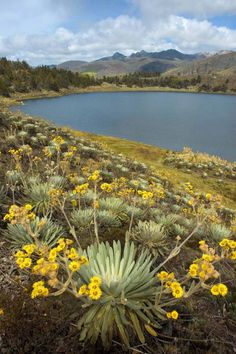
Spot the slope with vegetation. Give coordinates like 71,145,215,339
0,102,235,352
1,56,236,97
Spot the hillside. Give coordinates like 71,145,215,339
0,102,236,352
57,49,205,76
164,52,236,90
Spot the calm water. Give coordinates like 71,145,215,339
12,91,236,161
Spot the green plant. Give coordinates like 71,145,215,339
128,220,169,256
23,182,52,214
3,217,64,247
77,241,164,347
210,223,232,241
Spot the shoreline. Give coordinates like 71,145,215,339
1,83,236,107
0,94,235,209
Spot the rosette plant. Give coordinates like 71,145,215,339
76,241,165,348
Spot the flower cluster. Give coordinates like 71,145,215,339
100,183,113,193
31,281,49,299
137,190,154,200
210,283,228,296
157,271,184,298
52,136,65,150
78,276,102,300
72,183,89,196
219,238,236,259
166,310,179,320
88,170,100,182
4,204,35,224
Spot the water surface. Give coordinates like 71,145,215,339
12,91,236,161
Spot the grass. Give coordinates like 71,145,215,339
69,129,236,210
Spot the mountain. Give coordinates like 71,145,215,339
57,49,206,76
165,52,236,76
58,60,87,71
130,49,201,61
96,52,127,62
57,49,236,78
163,51,236,91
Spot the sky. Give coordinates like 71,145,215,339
0,0,236,65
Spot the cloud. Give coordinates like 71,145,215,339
0,2,236,65
0,0,77,36
133,0,236,19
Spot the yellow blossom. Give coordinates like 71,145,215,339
69,261,81,272
89,287,102,300
90,276,102,286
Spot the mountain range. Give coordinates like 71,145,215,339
57,49,236,78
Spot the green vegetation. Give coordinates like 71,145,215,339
1,57,235,98
0,57,98,96
0,105,235,353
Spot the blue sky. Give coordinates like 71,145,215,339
0,0,236,64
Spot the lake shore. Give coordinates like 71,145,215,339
1,83,235,108
0,94,235,208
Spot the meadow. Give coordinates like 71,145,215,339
0,106,235,353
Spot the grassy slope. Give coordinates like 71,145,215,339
69,129,236,209
2,91,235,210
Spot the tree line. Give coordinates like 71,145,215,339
0,57,232,97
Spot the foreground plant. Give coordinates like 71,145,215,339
10,212,235,349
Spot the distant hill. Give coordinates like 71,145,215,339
57,60,87,71
165,51,236,76
57,49,208,76
163,51,236,90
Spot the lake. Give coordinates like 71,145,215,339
11,91,236,161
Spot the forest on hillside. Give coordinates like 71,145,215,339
0,57,233,97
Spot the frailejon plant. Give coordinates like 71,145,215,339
5,205,236,349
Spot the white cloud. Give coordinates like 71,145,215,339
133,0,236,19
0,8,236,64
0,0,77,36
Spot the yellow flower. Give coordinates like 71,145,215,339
100,183,113,193
172,286,184,298
210,284,220,296
218,283,228,296
78,285,88,295
166,312,172,319
228,240,236,249
88,170,100,181
78,256,89,265
16,257,25,266
22,258,32,268
68,247,78,260
90,276,102,286
189,269,197,277
18,257,32,269
88,282,100,291
24,204,33,211
199,271,206,280
31,285,49,299
219,239,230,248
170,281,181,290
157,271,169,281
48,249,57,262
0,308,4,316
205,193,212,200
56,241,66,252
33,281,45,288
89,287,102,300
69,261,81,272
50,262,59,271
202,254,214,262
229,251,236,260
171,310,179,320
22,244,36,255
15,250,27,258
